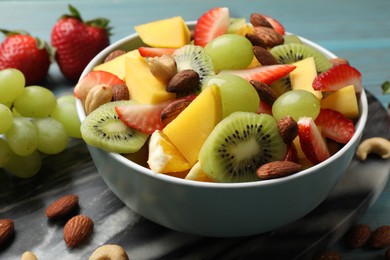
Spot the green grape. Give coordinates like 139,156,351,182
4,149,41,178
272,90,321,121
5,117,38,156
51,98,82,138
0,138,12,167
203,74,259,118
205,34,254,72
13,85,57,118
0,68,25,104
33,117,69,154
57,93,76,105
0,104,13,134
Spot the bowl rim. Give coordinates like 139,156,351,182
76,21,369,189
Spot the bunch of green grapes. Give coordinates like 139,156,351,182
0,68,81,178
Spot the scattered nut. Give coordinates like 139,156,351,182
149,54,177,84
45,194,79,220
84,84,113,115
249,13,273,28
64,215,94,248
160,97,193,126
253,26,284,48
368,225,390,248
21,251,38,260
104,50,126,63
166,69,200,94
0,218,14,247
111,83,130,101
345,223,371,248
356,137,390,161
245,33,267,49
89,244,129,260
330,57,349,67
257,160,301,179
277,115,298,144
252,46,279,66
250,80,278,105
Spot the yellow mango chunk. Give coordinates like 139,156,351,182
125,50,176,104
290,57,323,100
135,16,190,48
163,85,222,165
93,52,128,80
320,85,359,119
185,161,215,182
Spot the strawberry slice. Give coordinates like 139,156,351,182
74,70,125,101
194,7,230,47
314,109,355,144
115,101,170,134
138,47,177,57
312,63,362,93
297,116,330,164
219,64,296,85
263,14,285,35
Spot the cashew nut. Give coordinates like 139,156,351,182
89,244,129,260
21,251,38,260
84,84,113,115
149,54,177,84
356,137,390,161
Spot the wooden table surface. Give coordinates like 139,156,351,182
1,1,390,259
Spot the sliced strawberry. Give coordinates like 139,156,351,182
138,47,177,57
297,116,330,164
263,14,285,35
74,70,125,101
284,143,299,163
116,101,170,134
312,64,362,93
194,7,230,47
219,64,296,85
314,109,355,144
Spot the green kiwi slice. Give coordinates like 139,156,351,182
81,101,149,154
271,76,292,96
270,43,332,73
283,34,302,44
199,112,286,183
173,45,215,92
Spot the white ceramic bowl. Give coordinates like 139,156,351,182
76,22,368,237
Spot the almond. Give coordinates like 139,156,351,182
345,223,371,248
104,50,126,63
277,115,298,144
330,57,349,67
45,194,79,220
253,46,279,66
0,219,14,247
166,69,200,94
245,33,267,49
369,225,390,248
253,26,284,48
257,161,301,179
249,13,273,28
111,83,130,101
63,215,94,248
250,80,278,105
160,97,193,126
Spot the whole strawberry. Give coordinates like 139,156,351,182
51,5,110,81
0,30,52,85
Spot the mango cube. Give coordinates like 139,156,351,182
320,85,359,119
93,52,128,80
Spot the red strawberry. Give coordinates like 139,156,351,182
219,64,296,85
194,7,230,47
0,29,52,85
257,101,272,115
297,116,330,164
138,47,177,57
51,5,110,81
116,101,171,134
314,109,355,144
74,70,125,101
312,63,362,93
263,14,285,35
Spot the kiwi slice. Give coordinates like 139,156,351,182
199,112,286,183
81,101,149,154
173,45,215,92
283,34,302,44
270,43,332,73
270,76,292,96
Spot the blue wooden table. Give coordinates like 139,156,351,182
1,1,389,259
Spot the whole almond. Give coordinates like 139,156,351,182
345,223,371,248
253,26,284,48
249,13,273,28
369,225,390,248
160,97,193,126
166,69,200,94
253,46,279,66
277,115,298,144
64,215,94,248
330,57,349,67
45,194,79,220
104,50,126,63
0,219,14,247
250,80,278,105
257,161,301,179
245,33,267,49
111,83,130,101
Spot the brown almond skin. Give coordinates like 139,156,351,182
249,13,273,28
345,223,372,248
111,83,130,101
277,115,298,144
250,80,278,105
257,161,301,180
253,46,279,66
161,98,193,126
245,33,267,49
104,50,126,63
369,225,390,248
64,215,94,248
46,194,79,219
166,69,200,94
0,219,14,247
253,26,284,48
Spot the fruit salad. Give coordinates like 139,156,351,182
76,7,362,183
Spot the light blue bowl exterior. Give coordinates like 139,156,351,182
77,22,368,237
